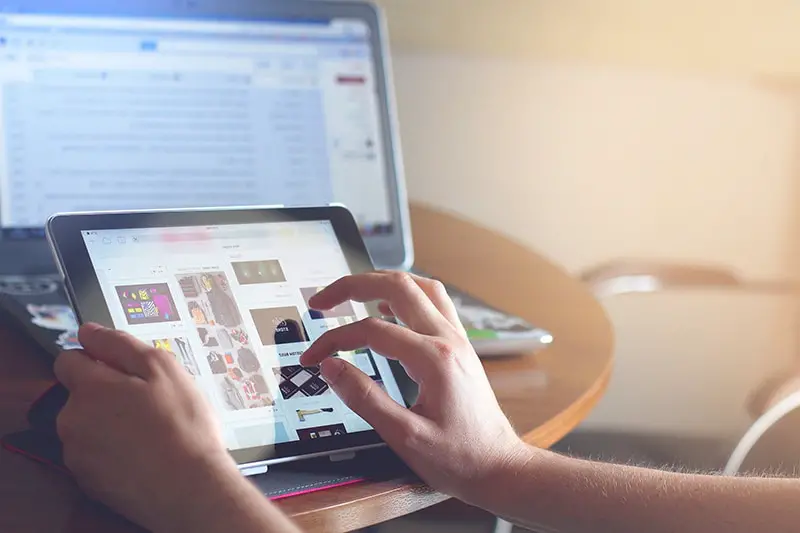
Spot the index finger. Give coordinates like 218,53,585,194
301,317,439,384
78,324,161,379
309,272,449,336
54,350,126,392
406,274,465,335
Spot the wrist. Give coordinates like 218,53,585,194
149,455,260,533
462,440,548,510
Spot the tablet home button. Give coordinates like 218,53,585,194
240,464,269,476
328,451,356,463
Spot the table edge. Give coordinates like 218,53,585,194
522,351,614,448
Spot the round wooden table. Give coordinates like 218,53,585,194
0,203,613,532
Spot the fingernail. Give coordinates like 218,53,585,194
308,291,333,310
80,323,103,333
319,358,345,385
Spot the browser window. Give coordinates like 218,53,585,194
81,220,405,450
0,14,393,234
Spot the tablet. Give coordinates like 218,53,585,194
46,206,415,474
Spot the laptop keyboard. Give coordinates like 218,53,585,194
0,239,57,276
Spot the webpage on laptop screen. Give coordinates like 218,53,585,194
82,220,405,451
0,13,394,234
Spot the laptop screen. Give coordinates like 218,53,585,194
0,7,398,247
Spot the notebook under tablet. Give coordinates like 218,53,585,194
46,205,417,474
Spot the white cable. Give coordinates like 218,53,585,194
724,390,800,476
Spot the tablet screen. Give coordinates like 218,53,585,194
79,220,405,452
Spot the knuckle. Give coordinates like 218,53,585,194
96,327,123,346
428,339,459,362
361,316,386,331
348,375,375,406
387,271,415,292
401,419,431,450
116,329,153,353
333,362,371,402
360,317,391,344
426,278,448,298
142,347,168,374
150,346,176,367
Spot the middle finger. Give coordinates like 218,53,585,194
301,317,441,383
309,272,450,336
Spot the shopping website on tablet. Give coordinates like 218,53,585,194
81,220,405,452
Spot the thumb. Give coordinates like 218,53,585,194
320,358,415,445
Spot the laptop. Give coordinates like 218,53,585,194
0,0,551,357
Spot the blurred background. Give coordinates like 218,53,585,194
383,0,800,445
370,1,800,529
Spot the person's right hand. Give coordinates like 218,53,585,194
300,272,531,505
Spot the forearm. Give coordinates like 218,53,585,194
151,462,301,533
471,444,800,533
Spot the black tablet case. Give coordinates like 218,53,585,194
0,274,73,359
2,384,415,501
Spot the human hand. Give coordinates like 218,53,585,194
300,272,529,505
54,324,272,533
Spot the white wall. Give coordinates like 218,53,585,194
378,0,800,76
391,54,800,437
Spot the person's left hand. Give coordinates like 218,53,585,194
54,324,248,532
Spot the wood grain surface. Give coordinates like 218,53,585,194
0,203,613,532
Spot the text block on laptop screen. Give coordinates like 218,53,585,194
0,13,394,234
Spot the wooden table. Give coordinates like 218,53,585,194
0,203,614,532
